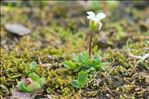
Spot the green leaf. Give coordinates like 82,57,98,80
63,60,76,69
71,80,79,88
86,67,96,72
91,57,102,70
79,52,90,65
72,53,79,62
71,71,88,88
77,71,88,87
39,78,45,86
28,72,40,82
30,61,37,70
26,81,41,93
74,65,81,72
17,81,28,92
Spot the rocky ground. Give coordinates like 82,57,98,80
0,1,149,99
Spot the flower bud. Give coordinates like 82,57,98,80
24,78,32,85
89,20,99,31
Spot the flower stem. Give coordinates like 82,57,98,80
88,32,93,58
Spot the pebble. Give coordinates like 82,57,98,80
4,23,31,36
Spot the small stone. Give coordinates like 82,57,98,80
4,23,31,36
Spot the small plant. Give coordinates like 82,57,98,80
63,52,102,72
17,72,45,93
63,11,106,88
87,11,106,57
63,52,103,88
17,61,45,93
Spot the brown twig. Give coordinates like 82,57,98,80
88,32,93,58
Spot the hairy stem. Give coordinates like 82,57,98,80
88,32,93,58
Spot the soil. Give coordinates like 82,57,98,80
0,1,149,99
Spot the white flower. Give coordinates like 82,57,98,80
87,11,106,30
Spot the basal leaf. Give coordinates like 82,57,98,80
39,77,46,86
28,72,40,82
85,67,96,72
77,71,88,87
63,60,76,69
72,53,79,62
71,80,79,88
26,81,41,93
74,65,81,72
91,57,102,69
17,81,28,92
30,61,37,70
79,52,90,65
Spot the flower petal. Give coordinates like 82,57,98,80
98,21,102,30
87,16,93,19
86,11,96,19
96,12,106,21
92,17,99,22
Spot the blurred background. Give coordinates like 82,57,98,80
1,0,149,54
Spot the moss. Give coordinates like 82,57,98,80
1,2,149,98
